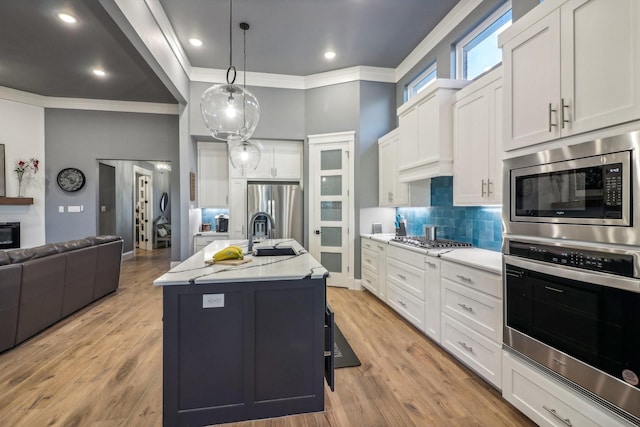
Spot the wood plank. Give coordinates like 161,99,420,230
0,248,536,426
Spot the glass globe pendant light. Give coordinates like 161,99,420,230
201,0,261,157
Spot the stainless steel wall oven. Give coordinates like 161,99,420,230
503,131,640,424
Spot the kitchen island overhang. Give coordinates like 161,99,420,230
154,239,330,427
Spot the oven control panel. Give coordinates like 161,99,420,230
508,240,634,277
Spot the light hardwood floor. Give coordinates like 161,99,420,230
0,248,535,427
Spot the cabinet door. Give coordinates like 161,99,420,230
561,0,640,136
198,143,229,207
378,139,394,207
271,141,302,180
453,88,490,205
503,10,561,151
228,178,246,239
487,82,503,204
245,144,274,179
417,93,439,164
424,258,441,343
398,107,418,170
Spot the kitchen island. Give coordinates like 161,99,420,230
154,239,329,427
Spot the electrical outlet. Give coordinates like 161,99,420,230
202,294,224,308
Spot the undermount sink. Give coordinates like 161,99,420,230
253,246,297,256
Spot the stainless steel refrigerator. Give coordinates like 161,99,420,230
247,182,303,243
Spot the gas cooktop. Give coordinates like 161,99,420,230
391,236,472,249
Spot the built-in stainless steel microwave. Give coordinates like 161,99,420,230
503,131,640,245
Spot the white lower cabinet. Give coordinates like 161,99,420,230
502,351,635,427
360,238,387,299
386,245,427,332
440,260,502,389
441,314,502,389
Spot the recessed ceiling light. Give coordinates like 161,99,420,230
58,13,77,24
189,38,204,47
92,69,107,77
324,51,336,60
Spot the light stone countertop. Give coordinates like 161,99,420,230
360,233,396,243
153,239,328,286
194,231,229,236
439,247,502,275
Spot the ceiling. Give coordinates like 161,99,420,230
0,0,460,104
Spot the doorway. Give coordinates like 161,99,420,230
308,131,355,289
98,163,116,236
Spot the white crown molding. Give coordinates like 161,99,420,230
0,85,178,114
190,67,306,89
304,66,395,90
144,0,192,78
395,0,483,82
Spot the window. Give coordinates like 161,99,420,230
406,62,437,100
456,2,512,80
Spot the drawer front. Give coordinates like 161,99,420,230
386,282,425,331
441,278,502,342
441,314,501,389
361,247,378,274
361,265,379,296
361,238,376,252
441,261,501,298
501,351,631,427
387,245,426,269
386,257,425,300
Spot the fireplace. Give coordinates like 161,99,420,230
0,222,20,249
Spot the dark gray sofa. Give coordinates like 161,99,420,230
0,235,123,352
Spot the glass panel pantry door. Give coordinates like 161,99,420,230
309,142,350,288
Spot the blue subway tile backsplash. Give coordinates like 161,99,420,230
397,177,502,252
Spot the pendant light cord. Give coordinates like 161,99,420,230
226,0,236,85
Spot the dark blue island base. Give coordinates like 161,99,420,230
162,277,327,427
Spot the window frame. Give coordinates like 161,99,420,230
406,62,437,101
455,1,512,80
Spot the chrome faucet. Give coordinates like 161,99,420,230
248,211,275,253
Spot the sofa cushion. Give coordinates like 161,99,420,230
86,235,122,245
0,251,10,266
55,238,93,253
30,244,60,259
6,249,35,264
61,246,98,317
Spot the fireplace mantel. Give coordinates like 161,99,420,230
0,197,34,205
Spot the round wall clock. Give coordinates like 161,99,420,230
57,167,86,192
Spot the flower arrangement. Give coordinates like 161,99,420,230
14,158,39,197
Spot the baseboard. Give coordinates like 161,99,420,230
122,251,134,260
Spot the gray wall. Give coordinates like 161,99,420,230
190,82,306,140
44,109,179,255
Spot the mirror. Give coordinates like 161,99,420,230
160,192,168,212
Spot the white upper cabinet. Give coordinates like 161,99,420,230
453,68,503,206
500,0,640,151
197,142,229,208
229,140,302,180
397,79,468,182
378,129,409,207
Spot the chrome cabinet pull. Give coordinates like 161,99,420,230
487,179,493,197
366,258,372,263
543,406,572,427
398,300,407,308
456,274,472,283
426,261,437,268
544,286,564,293
457,303,474,313
561,98,570,128
397,273,407,280
481,179,487,197
548,103,557,132
458,341,474,353
365,279,371,284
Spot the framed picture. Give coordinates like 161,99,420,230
0,144,5,197
189,171,196,201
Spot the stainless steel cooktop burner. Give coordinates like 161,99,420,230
391,235,472,249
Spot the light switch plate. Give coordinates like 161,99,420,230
203,294,224,308
58,206,64,213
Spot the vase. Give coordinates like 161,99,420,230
17,171,23,197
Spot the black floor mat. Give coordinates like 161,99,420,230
334,324,361,368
